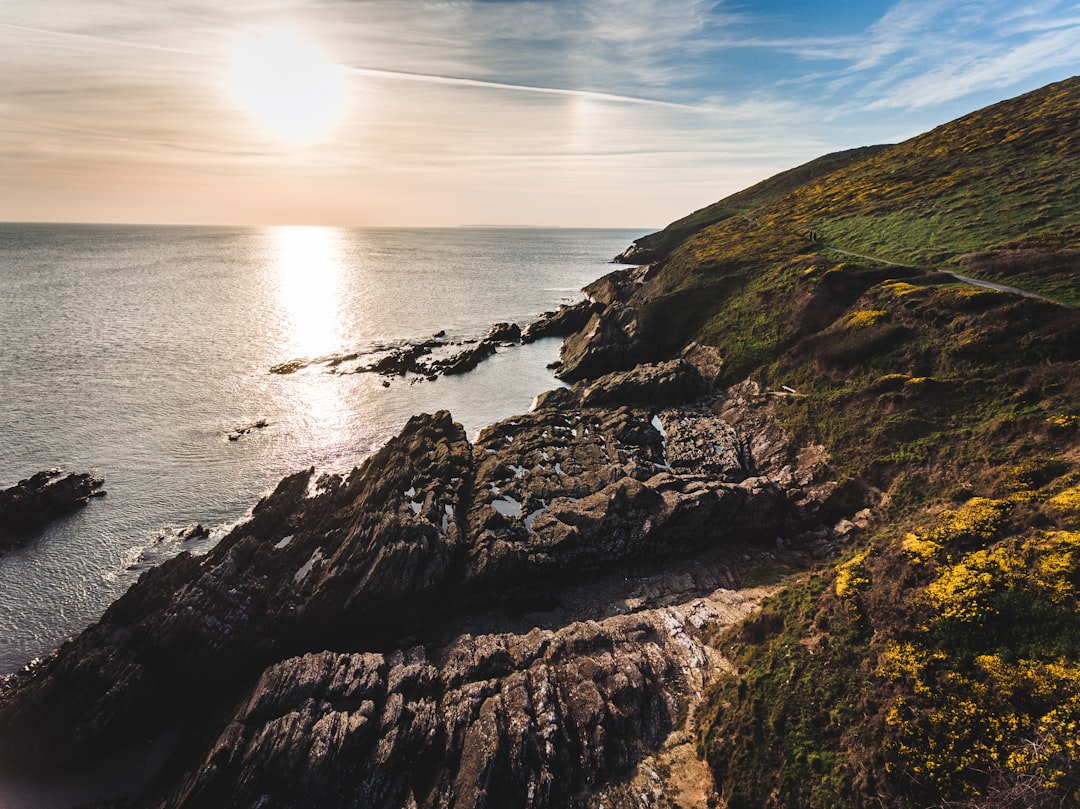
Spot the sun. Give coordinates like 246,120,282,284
226,27,348,144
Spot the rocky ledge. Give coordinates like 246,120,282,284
0,469,105,550
0,268,854,808
270,322,527,382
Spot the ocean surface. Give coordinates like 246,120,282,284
0,224,644,676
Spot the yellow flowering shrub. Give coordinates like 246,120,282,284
1024,530,1080,604
844,309,888,329
901,532,941,564
885,528,1080,799
1048,414,1078,431
924,546,1025,622
835,548,872,600
927,497,1009,549
884,281,923,297
1048,484,1080,516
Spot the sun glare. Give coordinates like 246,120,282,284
270,225,346,357
226,28,347,144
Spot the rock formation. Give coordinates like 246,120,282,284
0,469,105,549
0,247,849,809
0,341,839,808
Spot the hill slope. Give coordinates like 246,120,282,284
607,76,1080,808
0,77,1076,809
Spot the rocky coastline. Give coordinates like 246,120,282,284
0,259,856,808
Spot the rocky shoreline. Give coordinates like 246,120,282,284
268,302,596,384
0,260,857,808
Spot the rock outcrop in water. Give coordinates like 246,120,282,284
0,469,105,549
268,321,528,381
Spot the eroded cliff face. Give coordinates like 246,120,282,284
0,292,845,808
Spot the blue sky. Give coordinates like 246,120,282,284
1,0,1077,227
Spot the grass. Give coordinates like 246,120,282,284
623,76,1080,809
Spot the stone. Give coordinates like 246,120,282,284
0,469,105,548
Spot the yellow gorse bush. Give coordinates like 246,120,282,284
844,309,889,329
885,492,1080,798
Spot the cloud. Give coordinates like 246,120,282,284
714,0,1080,113
864,25,1080,109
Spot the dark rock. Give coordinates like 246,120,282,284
0,389,831,803
0,470,105,547
532,387,579,411
483,322,521,344
269,358,310,375
155,611,685,809
521,300,599,343
365,343,435,376
429,341,496,376
227,420,270,441
578,359,706,407
555,311,639,383
428,324,519,377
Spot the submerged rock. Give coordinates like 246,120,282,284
0,469,105,548
227,419,269,441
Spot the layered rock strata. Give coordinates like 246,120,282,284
0,269,843,807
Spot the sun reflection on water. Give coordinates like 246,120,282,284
266,225,352,444
268,225,347,359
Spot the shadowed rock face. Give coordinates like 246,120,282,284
0,358,831,806
0,470,105,549
159,614,683,809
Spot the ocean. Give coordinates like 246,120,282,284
0,224,644,676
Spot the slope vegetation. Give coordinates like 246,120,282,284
622,76,1080,808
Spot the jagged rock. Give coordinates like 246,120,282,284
0,412,473,771
366,343,435,376
0,469,105,547
155,611,684,809
578,360,706,407
0,393,815,780
555,311,639,383
427,323,522,377
521,300,599,343
483,322,521,344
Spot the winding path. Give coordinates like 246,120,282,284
822,245,1072,308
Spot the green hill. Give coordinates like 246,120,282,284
623,76,1080,808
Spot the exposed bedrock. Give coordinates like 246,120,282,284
555,266,659,383
0,379,825,774
157,612,687,809
577,359,706,407
521,300,600,343
0,469,105,548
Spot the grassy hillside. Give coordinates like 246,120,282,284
631,77,1080,808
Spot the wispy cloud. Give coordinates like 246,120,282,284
1,0,1077,226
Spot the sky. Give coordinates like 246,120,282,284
1,0,1078,228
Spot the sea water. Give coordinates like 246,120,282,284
0,224,644,674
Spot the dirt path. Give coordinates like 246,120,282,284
822,245,1072,307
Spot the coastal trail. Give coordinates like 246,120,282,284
821,244,1075,308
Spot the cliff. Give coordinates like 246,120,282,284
2,76,1079,809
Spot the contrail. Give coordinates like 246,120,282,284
0,22,202,56
2,21,704,112
344,65,703,111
